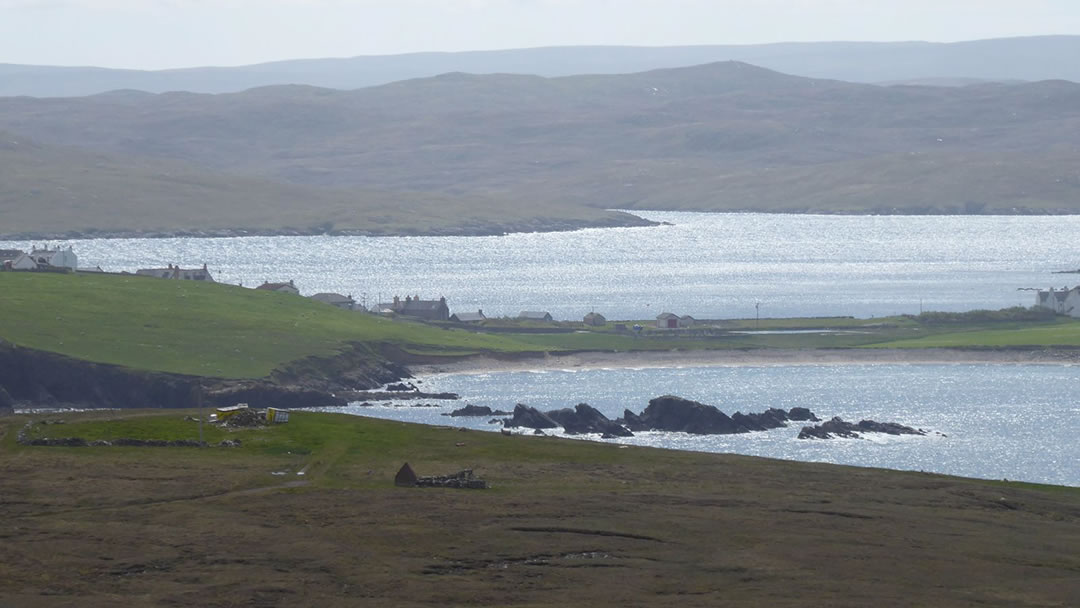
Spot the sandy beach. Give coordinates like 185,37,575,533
409,347,1080,375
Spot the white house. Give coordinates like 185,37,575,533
1062,288,1080,318
9,246,78,270
31,246,78,269
1034,286,1080,317
10,253,38,270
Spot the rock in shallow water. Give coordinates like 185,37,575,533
798,416,926,440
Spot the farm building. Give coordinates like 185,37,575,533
518,311,553,322
255,280,299,295
136,263,214,282
583,312,607,326
310,292,356,310
450,310,487,323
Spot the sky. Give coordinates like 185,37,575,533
1,0,1079,70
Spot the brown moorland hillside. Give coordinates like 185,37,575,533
1,62,1079,237
0,131,652,238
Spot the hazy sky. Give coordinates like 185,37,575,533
2,0,1079,69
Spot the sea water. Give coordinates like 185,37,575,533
323,364,1080,487
6,212,1080,319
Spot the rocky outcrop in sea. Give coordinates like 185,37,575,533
797,417,927,440
499,395,821,438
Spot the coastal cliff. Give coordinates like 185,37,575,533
0,340,408,410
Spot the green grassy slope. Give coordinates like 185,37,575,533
3,273,1079,380
0,272,529,377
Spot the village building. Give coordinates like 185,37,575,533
255,280,299,294
377,295,450,321
6,246,78,271
679,315,696,328
583,312,607,326
450,310,487,323
0,249,24,269
136,263,214,282
518,311,553,322
1065,288,1080,318
9,253,38,271
656,312,679,329
310,292,356,310
31,246,78,269
1034,287,1076,316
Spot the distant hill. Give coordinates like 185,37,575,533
2,36,1079,97
2,61,1078,222
0,132,652,239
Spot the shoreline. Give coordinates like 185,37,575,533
409,347,1080,376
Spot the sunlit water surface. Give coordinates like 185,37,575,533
322,364,1080,487
6,212,1080,319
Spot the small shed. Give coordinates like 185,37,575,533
656,312,679,329
679,315,696,328
583,312,606,326
395,463,418,487
266,408,290,424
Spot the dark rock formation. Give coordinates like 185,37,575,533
207,385,345,409
384,382,416,392
503,404,559,429
787,407,820,422
798,416,927,440
620,409,650,432
444,404,494,417
613,397,820,436
544,403,633,437
636,395,743,435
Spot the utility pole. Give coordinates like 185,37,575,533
195,383,205,447
755,302,761,329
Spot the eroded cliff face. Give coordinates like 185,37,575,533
0,341,409,410
0,341,197,409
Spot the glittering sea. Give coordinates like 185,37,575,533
8,212,1079,484
323,364,1080,487
5,211,1079,319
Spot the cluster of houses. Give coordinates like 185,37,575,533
3,246,710,328
1034,286,1080,318
0,245,98,273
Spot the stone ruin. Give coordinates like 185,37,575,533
395,463,489,489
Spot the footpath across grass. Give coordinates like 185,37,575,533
2,410,1078,607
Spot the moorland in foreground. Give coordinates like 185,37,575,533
2,410,1078,607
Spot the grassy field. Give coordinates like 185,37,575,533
0,272,527,377
2,272,1080,381
2,410,1078,607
